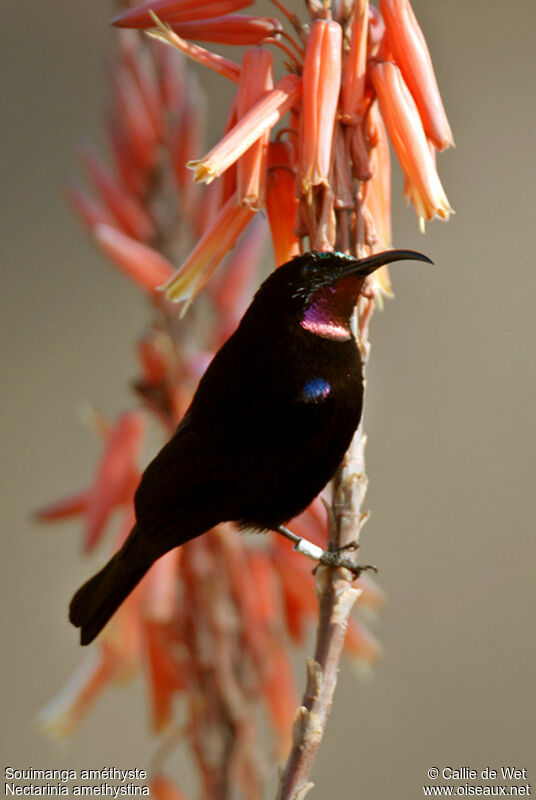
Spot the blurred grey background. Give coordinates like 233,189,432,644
1,0,535,797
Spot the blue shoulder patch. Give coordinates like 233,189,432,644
301,377,331,403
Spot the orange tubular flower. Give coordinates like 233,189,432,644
262,641,296,754
119,31,164,140
342,0,369,121
236,48,273,209
380,0,454,150
111,66,159,172
94,225,175,292
363,105,393,295
371,61,452,228
107,115,149,199
247,552,297,752
364,105,392,251
355,572,386,610
144,620,185,731
39,649,117,738
265,140,300,266
167,73,203,217
111,0,253,29
148,23,241,83
216,98,239,209
163,192,255,305
367,4,386,58
137,332,169,386
84,411,145,551
344,616,382,668
64,180,118,232
80,146,156,242
170,15,283,46
208,214,267,342
189,74,301,183
35,487,90,522
269,544,317,643
150,776,188,800
299,19,342,196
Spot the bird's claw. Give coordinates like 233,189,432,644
315,550,377,578
337,539,360,552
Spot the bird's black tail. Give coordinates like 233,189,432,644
69,524,150,646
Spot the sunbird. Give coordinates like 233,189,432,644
70,249,431,644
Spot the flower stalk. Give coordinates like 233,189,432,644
38,1,453,796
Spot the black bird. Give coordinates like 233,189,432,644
70,249,431,644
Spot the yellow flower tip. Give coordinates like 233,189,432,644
165,278,190,303
373,266,394,301
437,202,455,220
186,159,216,184
179,295,194,318
418,216,426,234
163,265,204,308
240,195,262,211
301,177,312,198
148,10,167,32
144,30,165,45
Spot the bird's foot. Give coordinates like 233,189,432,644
336,539,360,552
315,550,377,578
274,526,376,579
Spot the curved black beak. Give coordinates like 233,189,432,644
342,249,434,278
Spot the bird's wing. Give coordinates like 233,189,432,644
133,412,231,538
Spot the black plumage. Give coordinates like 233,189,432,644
70,249,431,644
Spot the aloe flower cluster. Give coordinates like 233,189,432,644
37,0,452,797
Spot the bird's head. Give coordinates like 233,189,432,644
252,249,433,341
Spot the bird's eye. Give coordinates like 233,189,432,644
302,263,317,277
